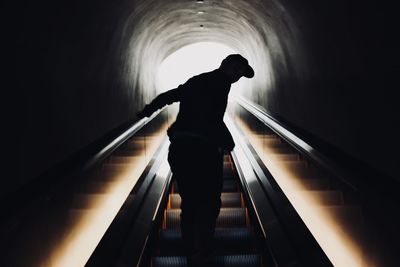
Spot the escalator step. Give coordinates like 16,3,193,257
173,180,238,193
224,180,238,192
223,172,235,180
152,254,261,267
224,154,231,162
223,180,238,192
224,162,233,169
169,193,241,209
165,208,247,228
223,162,235,180
158,228,256,255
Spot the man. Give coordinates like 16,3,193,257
137,54,254,266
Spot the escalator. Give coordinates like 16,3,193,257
3,100,393,267
150,153,264,267
87,111,332,267
6,100,360,267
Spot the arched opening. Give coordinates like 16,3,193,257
156,42,236,93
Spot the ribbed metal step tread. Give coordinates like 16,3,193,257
152,254,261,267
223,172,235,180
173,180,238,193
223,162,234,179
158,228,256,255
165,208,247,228
169,193,241,209
223,180,238,192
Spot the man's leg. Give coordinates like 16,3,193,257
168,140,200,261
168,140,223,266
191,148,223,266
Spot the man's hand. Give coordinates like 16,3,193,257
136,105,153,118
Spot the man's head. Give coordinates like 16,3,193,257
220,54,254,83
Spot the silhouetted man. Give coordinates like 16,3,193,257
137,54,254,267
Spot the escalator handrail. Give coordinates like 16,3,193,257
235,96,359,191
83,109,163,170
1,108,165,218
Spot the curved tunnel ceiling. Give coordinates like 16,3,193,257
120,0,305,105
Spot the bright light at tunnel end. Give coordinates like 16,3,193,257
156,42,243,93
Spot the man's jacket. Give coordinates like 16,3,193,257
141,68,235,151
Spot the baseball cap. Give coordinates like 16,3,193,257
222,54,254,78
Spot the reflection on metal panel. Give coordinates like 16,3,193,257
50,126,169,267
232,115,366,267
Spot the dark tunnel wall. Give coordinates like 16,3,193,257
12,0,396,197
271,0,397,181
13,0,143,197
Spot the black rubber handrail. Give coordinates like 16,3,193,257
235,96,359,191
1,109,165,225
84,109,164,170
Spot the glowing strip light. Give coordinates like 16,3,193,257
236,95,315,154
226,114,366,267
49,128,169,267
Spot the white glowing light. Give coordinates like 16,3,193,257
156,42,236,93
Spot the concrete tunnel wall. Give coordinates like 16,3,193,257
12,0,396,198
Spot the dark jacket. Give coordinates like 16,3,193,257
141,68,235,151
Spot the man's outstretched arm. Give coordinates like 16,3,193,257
137,87,181,118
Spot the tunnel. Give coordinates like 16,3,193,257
6,0,398,266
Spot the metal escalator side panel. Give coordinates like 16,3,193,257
86,139,171,267
226,115,332,267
